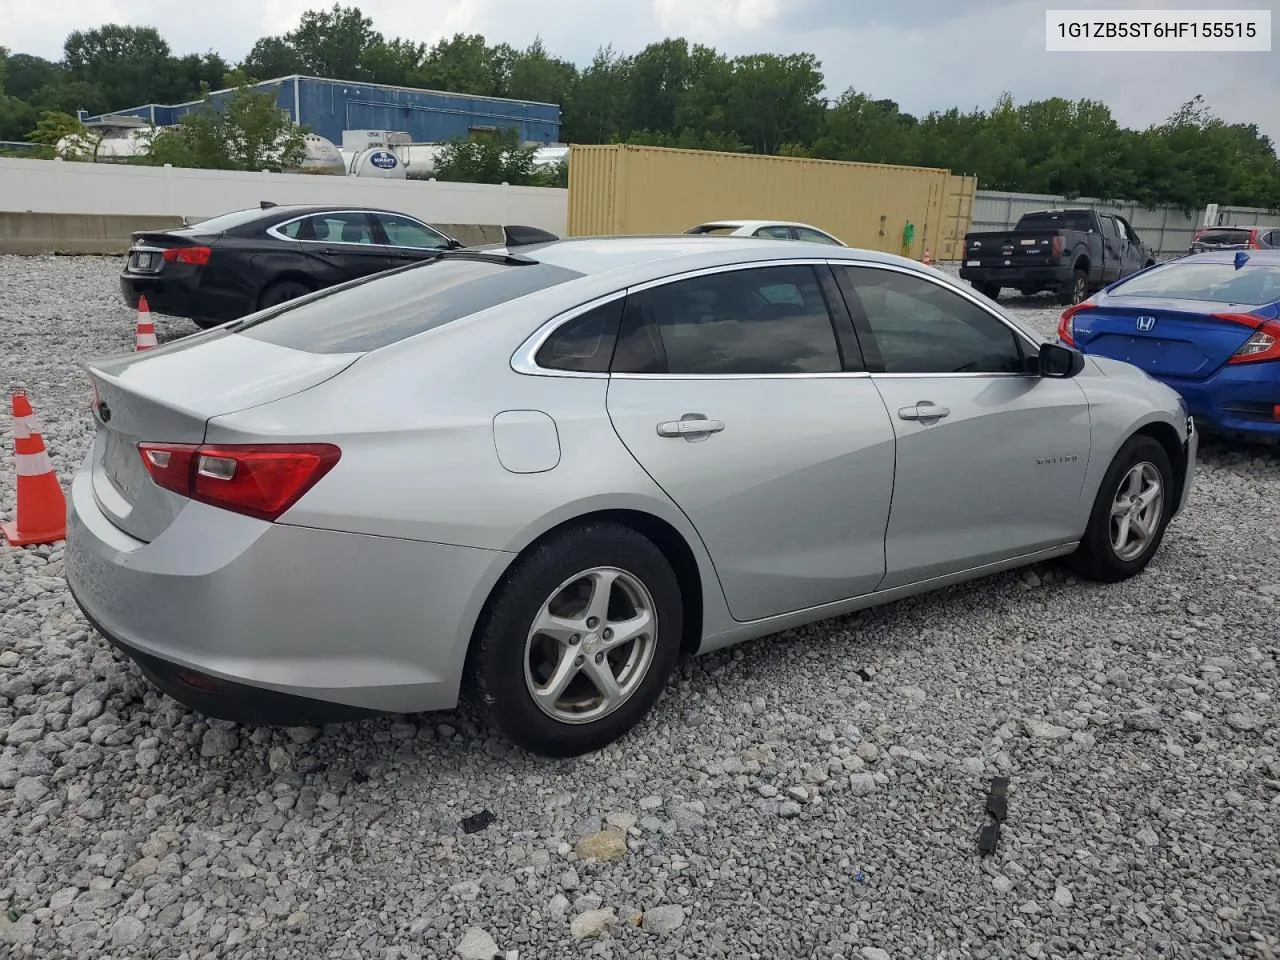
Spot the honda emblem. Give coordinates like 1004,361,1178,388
1135,315,1157,332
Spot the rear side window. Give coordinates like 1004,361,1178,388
611,265,845,375
236,257,583,353
535,299,624,373
1110,261,1280,306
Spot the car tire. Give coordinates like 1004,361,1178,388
978,283,1001,301
470,521,684,757
1069,434,1174,583
257,278,313,310
1058,269,1088,306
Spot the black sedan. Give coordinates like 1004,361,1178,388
119,203,464,328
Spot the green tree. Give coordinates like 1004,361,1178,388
146,75,308,171
507,38,578,107
414,34,508,95
25,110,95,158
432,127,538,185
63,25,181,109
241,37,305,81
562,46,630,143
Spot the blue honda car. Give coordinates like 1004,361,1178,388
1057,250,1280,443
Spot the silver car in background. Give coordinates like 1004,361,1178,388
65,236,1196,757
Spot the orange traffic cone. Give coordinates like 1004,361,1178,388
135,296,158,351
3,389,67,547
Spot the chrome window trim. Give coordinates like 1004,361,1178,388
512,256,1046,382
265,209,449,249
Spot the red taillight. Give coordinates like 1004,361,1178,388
1221,314,1280,365
1249,230,1261,250
162,245,212,266
1051,235,1064,257
137,442,341,522
1057,299,1094,347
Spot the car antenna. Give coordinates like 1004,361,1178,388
1234,251,1249,270
260,200,278,209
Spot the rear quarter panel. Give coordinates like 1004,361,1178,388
202,297,736,648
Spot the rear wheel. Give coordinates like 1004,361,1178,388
257,278,313,311
1058,269,1088,306
977,282,1001,301
470,522,684,757
1070,435,1173,583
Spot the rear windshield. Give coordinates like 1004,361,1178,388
235,256,583,353
1195,229,1252,246
183,208,278,233
1015,212,1096,232
1110,261,1280,306
685,225,739,236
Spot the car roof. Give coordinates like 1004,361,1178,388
694,219,828,230
1176,249,1280,263
495,234,916,276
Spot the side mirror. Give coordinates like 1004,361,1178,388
446,238,465,249
1039,341,1086,378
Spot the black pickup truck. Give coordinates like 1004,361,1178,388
959,208,1157,305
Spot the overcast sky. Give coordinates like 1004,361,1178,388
6,0,1278,143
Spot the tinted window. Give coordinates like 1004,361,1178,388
685,225,739,236
1196,229,1253,247
794,226,841,245
1016,211,1095,232
376,213,449,249
535,299,624,373
185,208,280,234
1109,261,1280,307
612,265,843,375
1101,217,1120,239
753,225,793,239
841,267,1025,374
279,212,376,244
236,257,583,354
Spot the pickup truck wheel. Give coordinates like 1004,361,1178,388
1058,270,1088,306
977,282,1001,301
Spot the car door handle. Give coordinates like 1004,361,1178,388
656,416,725,438
898,402,950,422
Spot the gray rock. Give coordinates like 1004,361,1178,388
13,776,49,803
861,949,892,960
643,904,685,935
570,908,616,941
778,801,802,818
1125,709,1165,732
199,727,238,758
1023,718,1071,740
455,927,499,960
1054,885,1075,907
848,773,878,797
111,916,145,946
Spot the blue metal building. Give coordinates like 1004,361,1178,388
80,75,562,145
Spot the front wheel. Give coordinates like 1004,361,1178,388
470,522,684,757
1070,435,1174,583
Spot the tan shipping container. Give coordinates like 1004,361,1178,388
567,144,974,261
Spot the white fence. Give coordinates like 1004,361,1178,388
970,190,1279,258
0,158,568,234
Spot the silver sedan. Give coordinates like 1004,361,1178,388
65,236,1197,757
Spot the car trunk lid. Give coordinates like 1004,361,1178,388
126,228,221,275
1069,298,1271,380
85,329,361,542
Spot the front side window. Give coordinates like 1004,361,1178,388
611,265,845,375
376,213,450,249
839,266,1025,374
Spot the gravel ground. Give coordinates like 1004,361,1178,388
1,254,1278,960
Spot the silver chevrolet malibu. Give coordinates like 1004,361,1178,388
65,235,1197,757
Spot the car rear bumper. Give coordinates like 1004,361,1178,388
958,265,1071,289
1164,365,1280,443
65,462,514,725
119,272,246,326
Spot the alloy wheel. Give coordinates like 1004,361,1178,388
523,567,658,724
1110,461,1163,561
